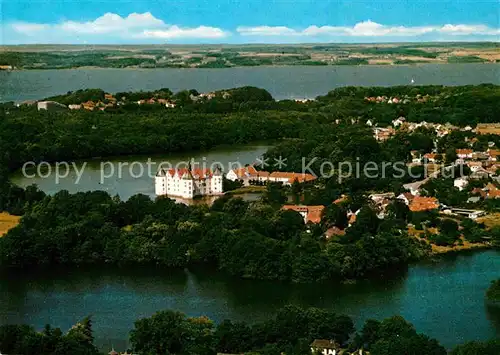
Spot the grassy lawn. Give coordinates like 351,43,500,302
226,186,266,194
408,225,489,254
477,213,500,229
0,212,21,237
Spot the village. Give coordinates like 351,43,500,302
152,112,500,254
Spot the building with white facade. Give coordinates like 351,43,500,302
155,167,223,199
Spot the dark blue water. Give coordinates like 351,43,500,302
1,250,498,351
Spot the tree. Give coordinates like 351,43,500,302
438,219,460,245
322,204,348,229
451,339,500,355
486,279,500,303
130,310,187,354
445,148,458,163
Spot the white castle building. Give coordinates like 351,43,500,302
155,167,223,199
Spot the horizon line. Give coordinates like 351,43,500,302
1,40,499,47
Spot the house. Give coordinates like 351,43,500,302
155,167,223,199
104,93,116,102
37,101,68,111
487,149,500,162
282,205,325,224
268,172,316,186
472,152,489,161
467,161,483,172
401,195,439,212
333,194,348,205
410,151,422,164
369,192,395,211
475,123,500,135
423,153,438,163
226,165,259,184
469,168,490,180
454,177,469,191
311,339,341,355
347,209,361,227
68,104,82,110
402,180,425,195
82,101,96,110
484,183,500,199
456,149,473,159
373,127,394,141
392,116,406,127
397,192,415,206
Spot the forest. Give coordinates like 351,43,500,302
1,84,500,354
1,305,499,355
1,85,500,280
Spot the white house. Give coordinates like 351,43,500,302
268,172,316,186
467,161,483,172
454,177,469,191
37,101,68,111
155,167,223,199
310,339,340,355
456,149,473,159
392,116,406,127
410,151,422,164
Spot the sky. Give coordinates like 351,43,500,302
1,0,499,44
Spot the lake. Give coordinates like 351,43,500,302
10,144,271,201
1,63,499,103
0,250,498,351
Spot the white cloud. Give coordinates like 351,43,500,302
7,12,229,43
236,26,298,36
59,12,165,34
237,20,500,38
4,15,499,44
11,23,50,35
141,26,227,39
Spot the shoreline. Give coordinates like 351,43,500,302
2,62,498,71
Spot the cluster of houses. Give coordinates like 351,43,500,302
310,339,367,355
216,339,367,355
364,93,433,105
372,118,464,142
225,165,317,186
36,93,178,112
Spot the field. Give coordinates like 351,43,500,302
0,42,498,69
477,213,500,229
0,212,20,237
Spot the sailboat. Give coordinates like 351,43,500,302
410,78,415,84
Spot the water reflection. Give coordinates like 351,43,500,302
0,251,499,350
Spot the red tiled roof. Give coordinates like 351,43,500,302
281,205,325,224
167,168,213,179
270,172,316,183
456,149,473,155
333,194,348,205
409,196,439,212
232,165,258,178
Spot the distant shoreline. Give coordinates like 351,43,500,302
2,62,498,71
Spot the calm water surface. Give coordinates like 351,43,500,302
0,251,499,351
11,144,270,201
1,64,499,102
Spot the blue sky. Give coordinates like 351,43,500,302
1,0,499,44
